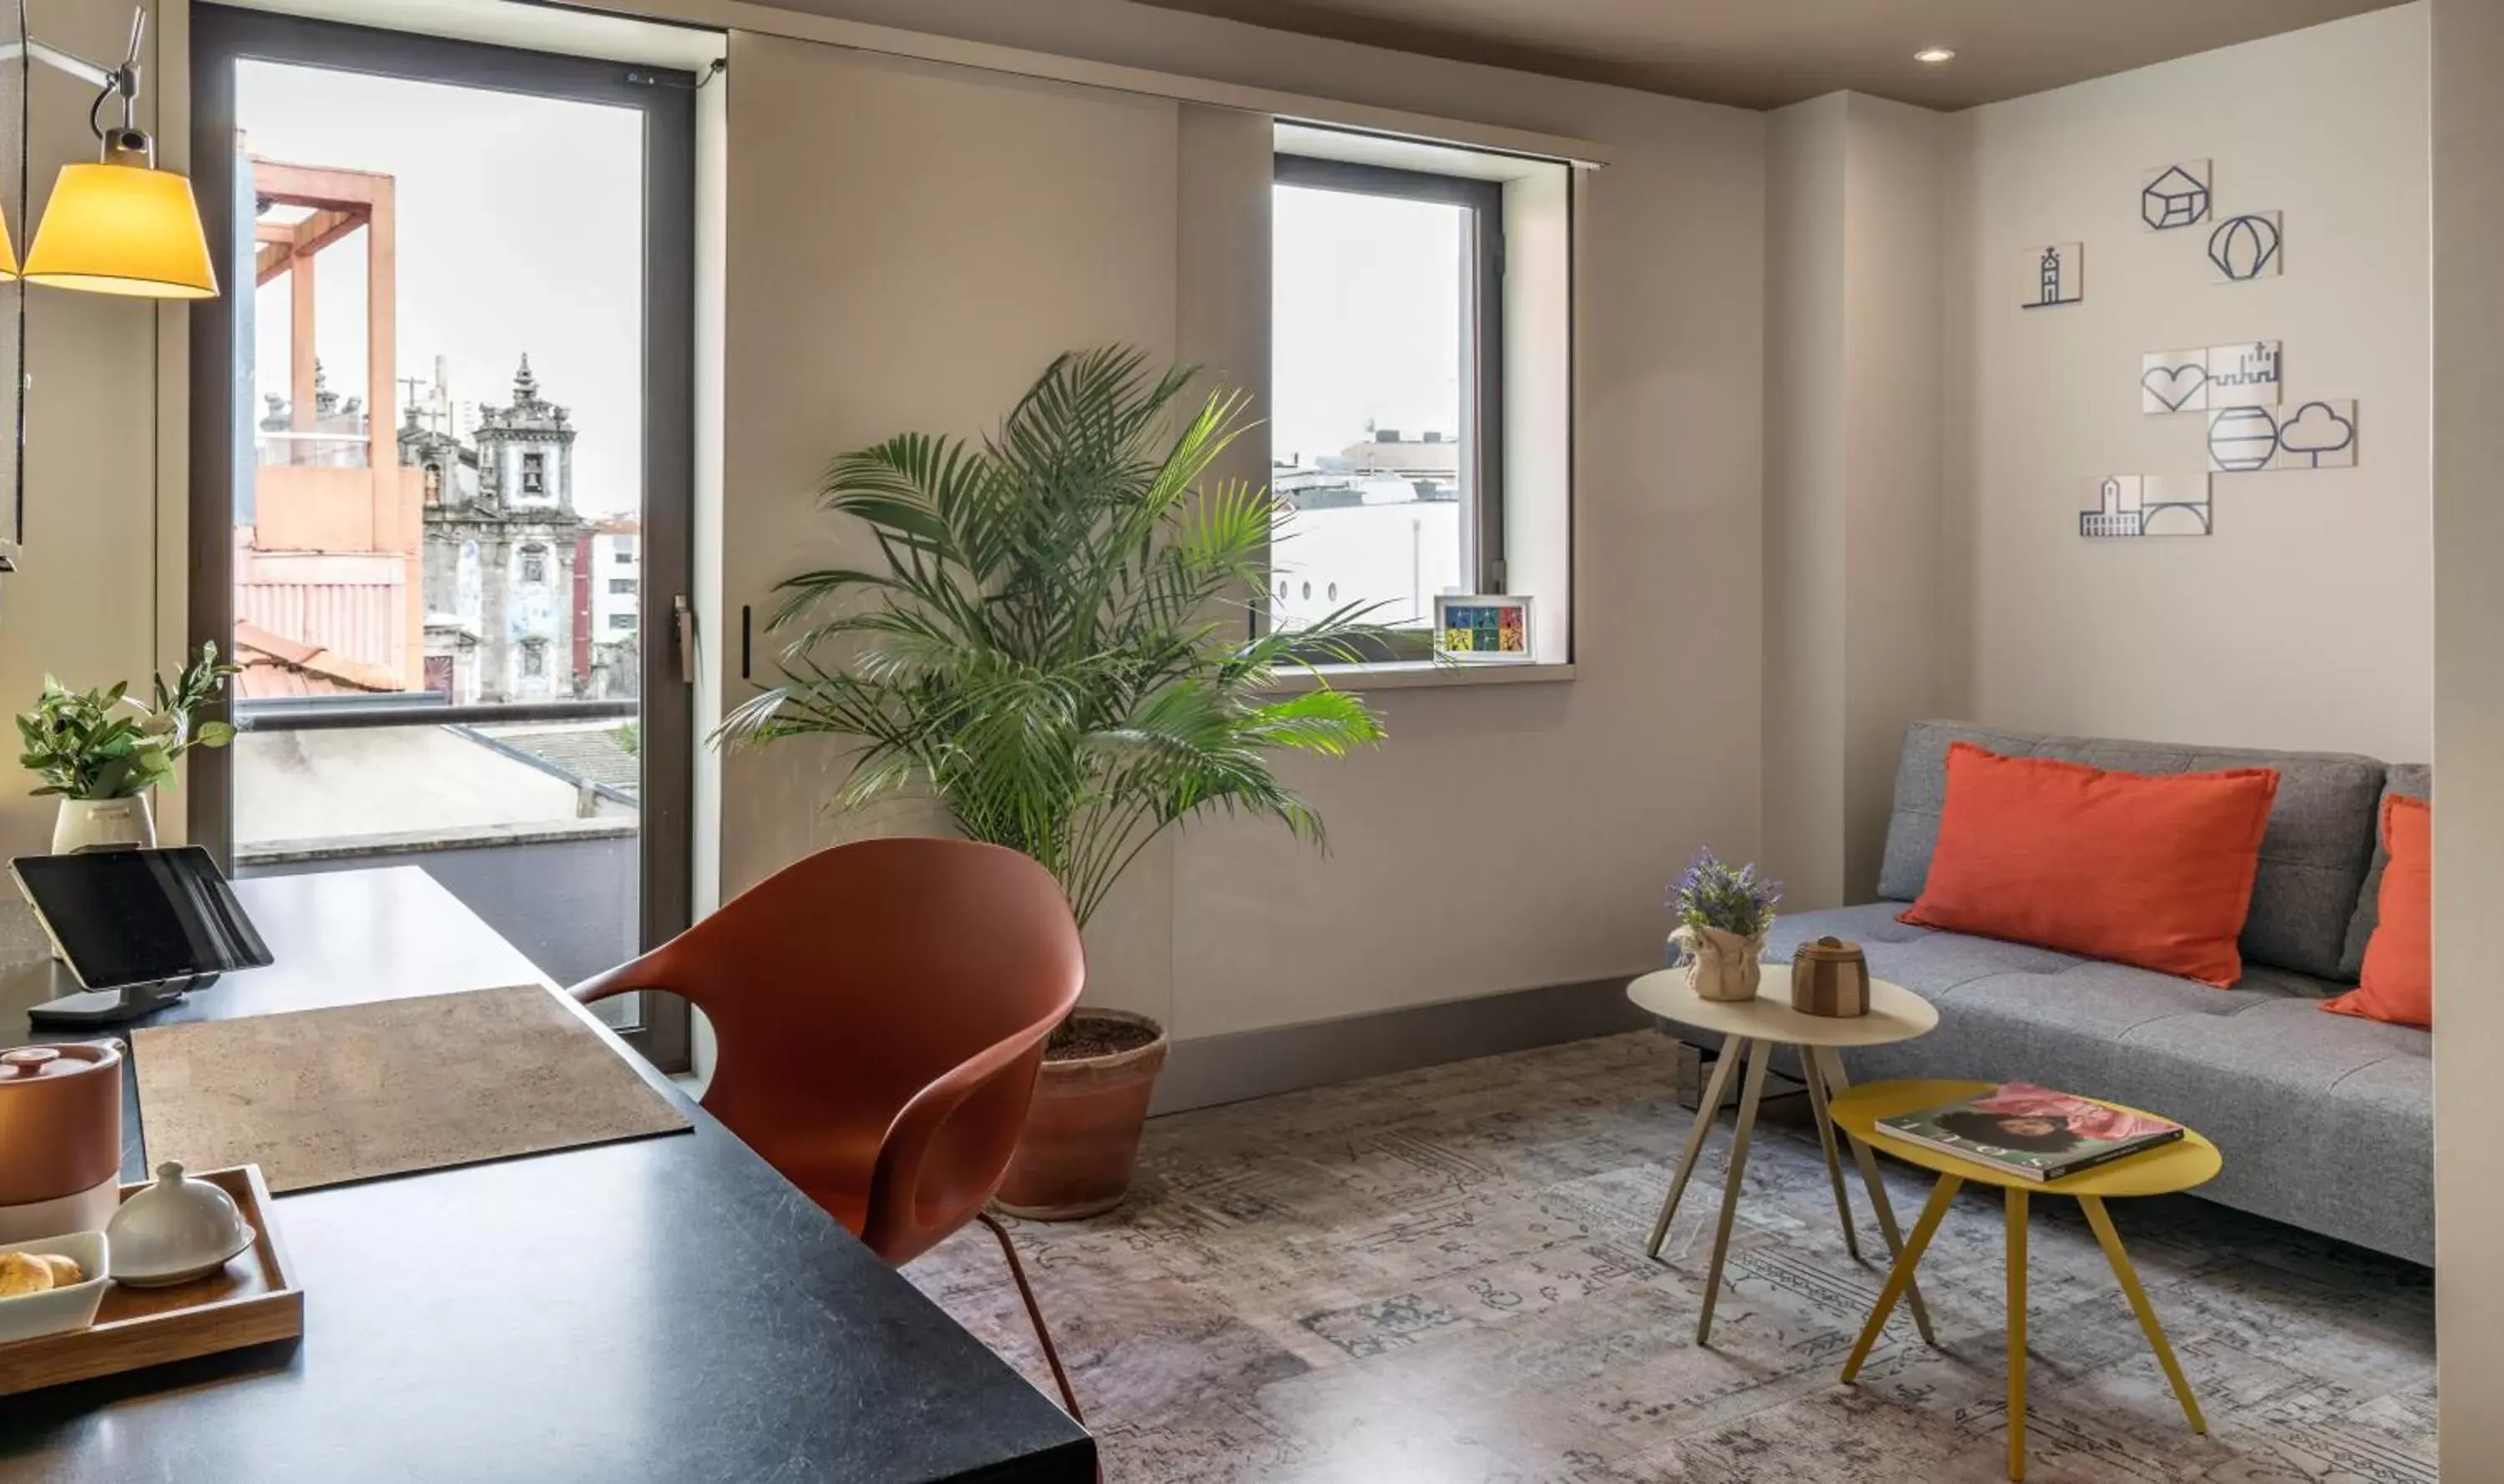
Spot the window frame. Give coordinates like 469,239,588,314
188,3,697,1072
1269,152,1506,660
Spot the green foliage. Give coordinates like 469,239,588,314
17,644,240,800
719,347,1391,927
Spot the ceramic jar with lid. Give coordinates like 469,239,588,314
0,1040,124,1243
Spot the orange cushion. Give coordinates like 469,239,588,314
2324,795,2432,1028
1899,741,2279,987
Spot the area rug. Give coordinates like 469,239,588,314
910,1032,2436,1483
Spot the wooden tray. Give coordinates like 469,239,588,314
0,1164,302,1397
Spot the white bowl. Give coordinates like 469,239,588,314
0,1230,109,1344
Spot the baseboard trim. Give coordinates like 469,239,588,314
1149,974,1654,1117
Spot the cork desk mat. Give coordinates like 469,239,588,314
132,985,691,1194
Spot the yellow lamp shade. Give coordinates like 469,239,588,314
0,195,16,281
23,162,218,300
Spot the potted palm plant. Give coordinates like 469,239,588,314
720,347,1390,1219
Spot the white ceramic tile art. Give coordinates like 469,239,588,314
2022,242,2082,309
2142,350,2210,413
2081,473,2212,538
2141,160,2213,231
2209,211,2284,282
2143,341,2282,414
2205,341,2282,405
2208,401,2359,472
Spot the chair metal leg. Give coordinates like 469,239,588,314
977,1211,1084,1425
2080,1196,2206,1436
1648,1032,1748,1259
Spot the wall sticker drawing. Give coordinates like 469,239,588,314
2024,242,2083,309
2207,401,2360,472
2272,400,2358,470
2141,161,2212,230
2209,212,2284,281
2205,341,2282,404
2081,474,2212,538
2142,350,2209,413
2209,406,2283,471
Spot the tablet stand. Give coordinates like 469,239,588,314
12,957,220,1027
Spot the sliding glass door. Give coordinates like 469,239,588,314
189,8,695,1068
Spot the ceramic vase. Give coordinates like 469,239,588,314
51,795,156,855
1670,923,1765,1003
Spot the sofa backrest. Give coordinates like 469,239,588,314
1877,720,2385,982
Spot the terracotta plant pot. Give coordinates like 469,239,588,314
992,1008,1169,1220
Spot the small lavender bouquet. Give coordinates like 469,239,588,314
1668,848,1782,1002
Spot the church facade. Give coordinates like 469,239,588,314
406,357,591,704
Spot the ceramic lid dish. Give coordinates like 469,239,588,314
106,1162,257,1288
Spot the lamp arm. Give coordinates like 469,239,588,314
0,7,144,100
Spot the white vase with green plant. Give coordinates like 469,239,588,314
719,346,1392,1216
18,644,240,854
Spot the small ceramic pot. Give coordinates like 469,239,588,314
52,795,157,855
1669,924,1765,1003
0,1042,125,1244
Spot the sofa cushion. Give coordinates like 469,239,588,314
2325,795,2433,1028
1759,906,2432,1264
1900,741,2278,986
1878,720,2385,981
2338,762,2431,981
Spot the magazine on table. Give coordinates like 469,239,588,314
1877,1083,2183,1183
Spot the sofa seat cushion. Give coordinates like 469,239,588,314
1758,906,2431,1264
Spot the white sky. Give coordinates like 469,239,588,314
1270,184,1464,465
240,62,644,515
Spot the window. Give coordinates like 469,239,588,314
613,543,635,565
519,544,547,583
1270,154,1502,650
608,577,635,595
521,640,546,679
521,450,547,496
608,613,637,630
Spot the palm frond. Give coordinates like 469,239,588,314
717,346,1388,927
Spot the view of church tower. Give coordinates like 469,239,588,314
413,356,593,703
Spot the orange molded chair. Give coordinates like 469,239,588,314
573,837,1088,1416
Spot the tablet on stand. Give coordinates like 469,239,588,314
8,847,274,1027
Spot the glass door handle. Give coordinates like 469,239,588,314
672,594,695,685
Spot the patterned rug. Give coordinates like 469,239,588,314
906,1032,2436,1482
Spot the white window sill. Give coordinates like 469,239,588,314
1265,659,1576,694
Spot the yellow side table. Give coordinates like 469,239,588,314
1828,1079,2221,1483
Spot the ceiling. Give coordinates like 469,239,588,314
1124,0,2411,110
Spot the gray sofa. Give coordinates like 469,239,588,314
1757,720,2432,1265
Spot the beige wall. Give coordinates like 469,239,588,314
714,35,1186,1028
1939,4,2432,763
0,0,180,856
715,9,1768,1042
1761,93,1943,908
2431,0,2504,1464
1760,96,1849,910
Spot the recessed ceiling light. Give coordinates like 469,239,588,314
1915,47,1956,64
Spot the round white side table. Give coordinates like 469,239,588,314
1626,962,1941,1345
